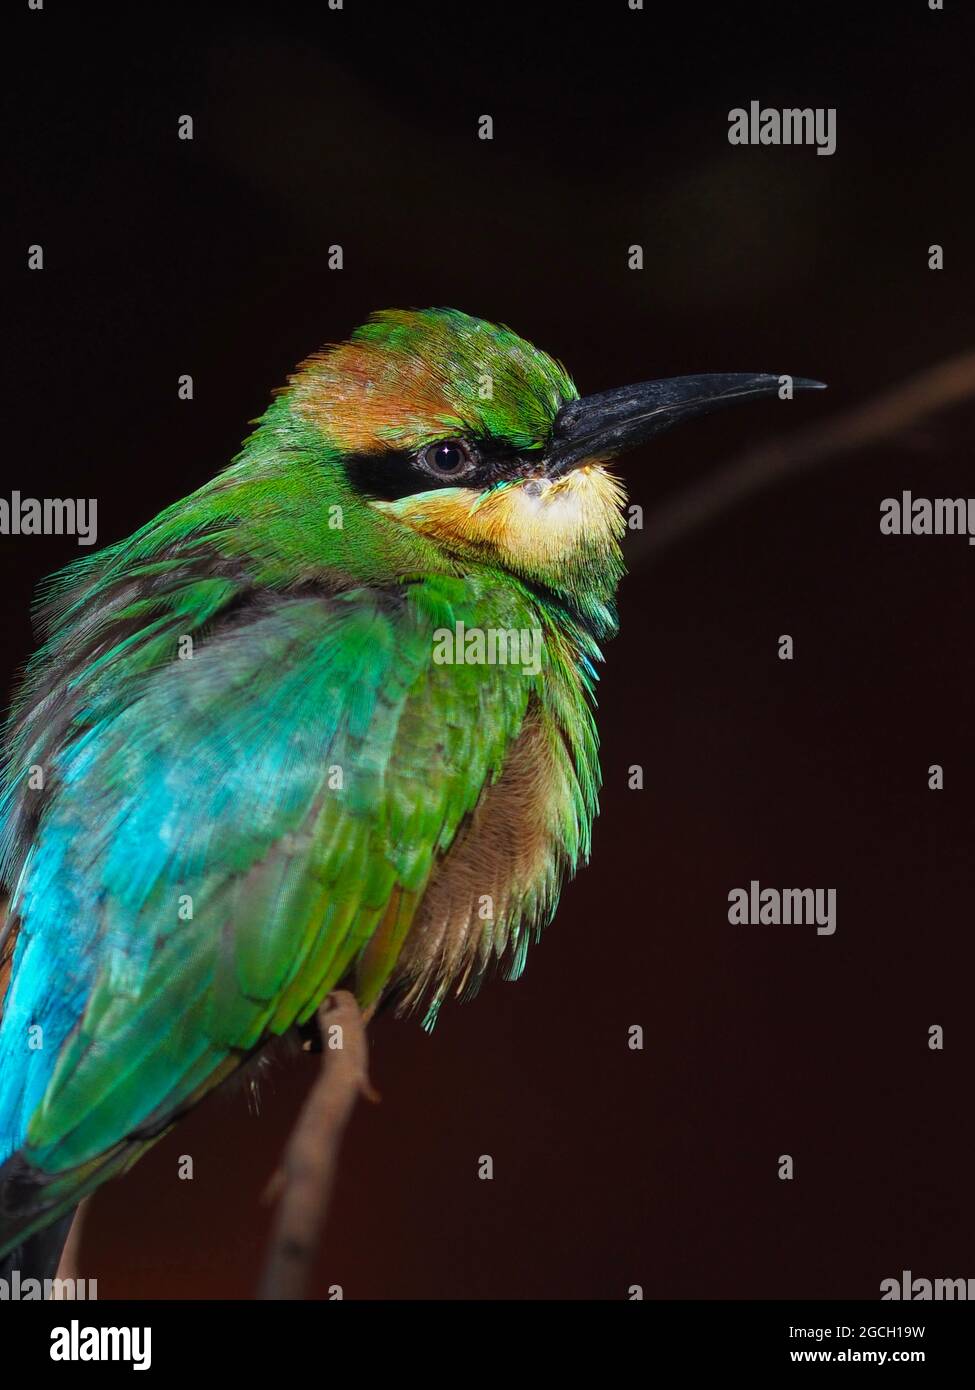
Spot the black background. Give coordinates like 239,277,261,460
6,0,975,1299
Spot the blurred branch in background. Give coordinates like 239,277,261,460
632,351,975,565
258,991,377,1300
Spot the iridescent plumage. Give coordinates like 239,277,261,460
0,307,818,1268
0,310,624,1261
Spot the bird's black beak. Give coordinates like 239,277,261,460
545,373,826,478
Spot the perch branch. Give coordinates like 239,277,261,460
54,1199,88,1290
632,350,975,563
257,989,377,1300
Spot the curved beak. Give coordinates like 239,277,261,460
545,372,826,478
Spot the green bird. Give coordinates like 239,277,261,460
0,308,822,1278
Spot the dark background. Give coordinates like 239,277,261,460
6,0,974,1298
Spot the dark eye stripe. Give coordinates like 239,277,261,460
346,442,542,502
346,451,445,501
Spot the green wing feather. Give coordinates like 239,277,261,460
18,583,534,1179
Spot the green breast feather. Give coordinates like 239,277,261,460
5,566,601,1188
1,307,813,1270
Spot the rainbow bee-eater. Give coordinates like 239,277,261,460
0,308,822,1278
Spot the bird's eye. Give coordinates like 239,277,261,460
417,439,477,480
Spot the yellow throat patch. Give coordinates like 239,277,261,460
372,464,626,580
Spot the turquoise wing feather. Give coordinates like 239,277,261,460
0,583,534,1209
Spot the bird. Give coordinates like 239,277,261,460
0,307,822,1281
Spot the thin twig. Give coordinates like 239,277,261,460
632,351,975,563
53,1199,88,1291
257,990,377,1300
